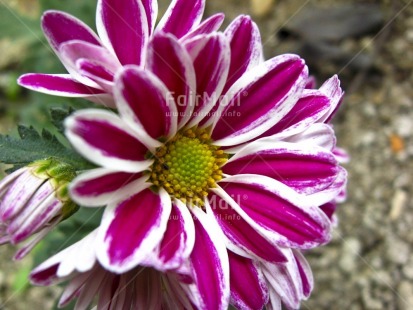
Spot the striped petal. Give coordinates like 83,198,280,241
69,168,146,206
184,207,230,310
157,0,205,38
215,175,331,249
114,66,178,148
185,33,230,127
257,89,332,140
223,15,262,94
147,32,196,128
205,197,287,263
96,188,172,273
17,74,112,104
65,109,152,172
319,75,344,123
96,0,149,65
144,200,195,271
212,54,308,146
223,141,340,195
229,251,269,310
182,13,225,40
42,10,101,50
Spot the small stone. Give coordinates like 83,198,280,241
402,256,413,280
390,190,408,221
339,238,361,273
398,281,413,309
386,235,410,265
251,0,274,17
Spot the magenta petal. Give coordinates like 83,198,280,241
218,175,331,249
186,208,230,310
65,110,151,172
229,251,269,310
208,193,287,263
212,55,308,146
223,142,340,195
96,0,148,65
223,15,262,94
42,10,100,50
70,168,144,206
141,0,158,34
186,33,230,126
115,66,177,142
147,33,196,127
30,264,59,286
183,13,225,40
97,188,172,273
319,75,344,123
157,0,205,38
293,250,313,298
258,90,331,139
155,201,195,269
18,74,105,97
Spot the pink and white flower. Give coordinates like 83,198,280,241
0,159,77,260
17,0,225,107
15,0,348,308
61,20,346,309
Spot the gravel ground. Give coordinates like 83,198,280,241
1,0,412,309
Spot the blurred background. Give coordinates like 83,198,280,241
0,0,412,309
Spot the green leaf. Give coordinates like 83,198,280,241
50,106,76,134
0,125,93,171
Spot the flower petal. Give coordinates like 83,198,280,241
182,13,225,40
205,196,287,263
223,141,340,195
59,40,120,87
257,89,332,140
96,0,149,65
304,166,347,206
185,33,230,127
65,109,152,172
215,175,331,249
293,250,313,299
261,249,302,309
147,32,196,128
0,169,44,221
30,229,98,285
144,200,195,271
17,73,110,102
42,10,101,50
184,207,230,310
70,168,146,206
228,251,269,310
114,65,178,147
96,188,172,273
283,123,336,150
212,54,308,146
76,59,115,93
142,0,158,35
319,75,344,123
157,0,205,38
223,15,262,94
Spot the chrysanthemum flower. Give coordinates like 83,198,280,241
0,158,77,259
30,230,195,310
61,17,346,306
17,0,224,107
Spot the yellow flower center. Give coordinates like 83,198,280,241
149,128,228,206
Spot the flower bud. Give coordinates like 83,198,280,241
0,158,78,259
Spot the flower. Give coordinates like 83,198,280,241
62,17,346,308
30,230,312,310
228,249,314,310
17,0,225,107
0,158,77,260
29,230,192,310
